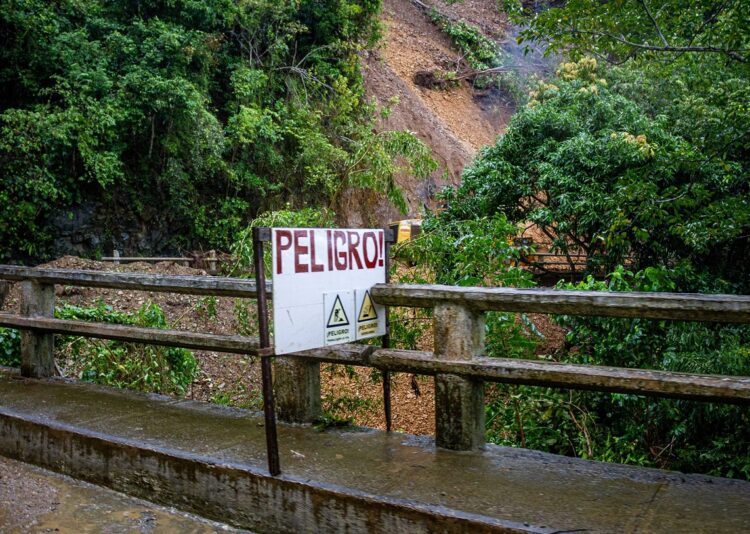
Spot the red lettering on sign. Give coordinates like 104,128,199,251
326,230,334,271
275,230,292,274
277,229,385,275
309,229,324,272
293,230,309,273
378,231,384,267
347,231,363,270
334,231,347,270
362,231,378,268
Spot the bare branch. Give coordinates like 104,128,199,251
562,29,749,62
639,0,669,47
275,66,335,93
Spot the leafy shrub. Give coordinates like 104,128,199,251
428,11,500,71
487,265,750,479
396,213,538,358
0,328,21,367
555,267,750,478
56,302,197,395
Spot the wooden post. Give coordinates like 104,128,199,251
20,281,55,378
433,303,485,450
113,250,120,265
274,357,321,423
0,281,8,308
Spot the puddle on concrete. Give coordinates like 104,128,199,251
0,456,249,533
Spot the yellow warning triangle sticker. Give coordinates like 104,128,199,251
327,295,350,327
358,290,378,322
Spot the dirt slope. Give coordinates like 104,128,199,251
342,0,511,225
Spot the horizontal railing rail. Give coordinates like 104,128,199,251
101,256,192,263
6,267,746,323
295,345,750,404
0,266,270,298
0,314,268,356
370,283,750,323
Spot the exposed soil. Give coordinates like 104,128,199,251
378,0,502,152
428,0,507,40
321,365,436,435
343,0,513,227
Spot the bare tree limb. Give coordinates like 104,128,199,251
275,66,335,93
639,0,669,47
560,29,749,62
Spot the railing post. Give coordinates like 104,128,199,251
20,281,55,378
274,357,321,423
433,303,485,450
0,281,8,307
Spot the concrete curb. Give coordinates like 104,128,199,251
0,407,539,533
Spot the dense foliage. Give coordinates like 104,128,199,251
56,302,197,394
0,0,434,260
509,0,750,64
484,266,750,479
440,57,750,288
0,301,196,394
557,268,750,477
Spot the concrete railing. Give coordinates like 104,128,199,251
1,266,750,452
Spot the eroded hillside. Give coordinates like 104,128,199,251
344,0,513,225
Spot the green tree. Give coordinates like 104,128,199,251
441,58,750,288
0,0,434,260
510,0,750,64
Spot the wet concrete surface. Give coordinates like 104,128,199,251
1,371,750,532
0,455,246,533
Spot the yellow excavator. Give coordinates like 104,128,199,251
389,219,422,243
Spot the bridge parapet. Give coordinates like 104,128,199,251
2,265,750,454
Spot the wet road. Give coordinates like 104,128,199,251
0,456,247,533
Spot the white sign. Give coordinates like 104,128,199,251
271,228,387,354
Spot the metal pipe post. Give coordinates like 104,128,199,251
382,228,396,432
252,227,280,476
